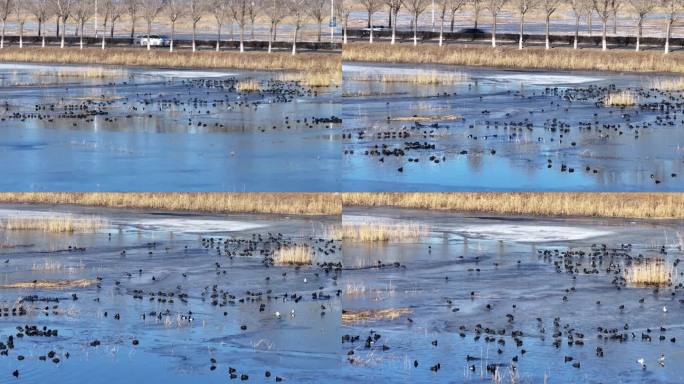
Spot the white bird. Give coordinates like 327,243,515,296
658,354,665,367
303,277,307,283
663,306,668,313
637,358,646,370
290,309,295,317
274,311,281,319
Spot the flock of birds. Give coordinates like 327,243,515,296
0,229,342,381
344,81,684,187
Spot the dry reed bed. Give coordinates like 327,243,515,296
0,193,341,216
273,245,313,265
330,223,428,242
236,79,261,92
0,279,97,289
343,43,684,74
604,91,637,107
341,308,412,324
348,71,468,85
651,77,684,91
624,260,674,287
1,216,106,233
341,193,684,220
0,48,340,87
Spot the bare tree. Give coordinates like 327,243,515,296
515,0,535,49
437,0,465,46
385,0,401,43
230,0,248,52
0,0,11,49
212,0,230,51
13,0,26,48
247,0,258,40
54,0,73,48
448,0,465,32
359,0,382,43
663,0,682,54
165,0,181,51
569,0,590,49
189,0,208,52
73,0,94,49
29,0,52,46
287,0,307,54
609,0,619,34
124,0,138,40
487,0,507,47
593,0,610,50
470,0,483,28
308,0,326,42
266,0,287,50
541,0,560,49
140,0,163,50
628,0,653,51
403,0,430,46
102,0,123,43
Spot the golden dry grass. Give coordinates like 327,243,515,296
604,91,637,107
349,71,468,85
651,77,684,91
0,47,340,86
329,223,428,242
236,79,261,92
341,308,412,324
35,68,126,78
624,260,673,287
0,193,341,216
343,43,684,74
1,216,106,233
273,245,313,265
341,193,684,220
0,279,97,289
278,71,341,87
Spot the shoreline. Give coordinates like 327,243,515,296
343,42,684,75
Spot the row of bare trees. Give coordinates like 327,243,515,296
347,0,684,54
0,0,335,55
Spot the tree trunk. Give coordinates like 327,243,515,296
474,9,479,29
79,22,84,49
491,13,497,47
131,17,135,40
292,24,298,55
170,21,175,52
268,22,273,52
665,20,672,54
56,16,60,37
1,20,5,49
413,15,418,46
240,23,244,52
545,14,550,50
344,20,348,44
369,13,374,43
216,23,221,52
61,18,66,48
38,19,42,37
450,12,455,32
192,22,197,52
147,21,151,50
102,32,106,49
519,14,524,50
439,15,444,46
635,18,642,52
19,23,23,48
42,33,46,47
391,9,397,44
602,19,607,51
388,8,392,28
367,10,371,28
111,21,115,38
588,12,592,37
574,15,579,49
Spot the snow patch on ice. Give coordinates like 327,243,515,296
454,224,612,243
125,218,266,233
